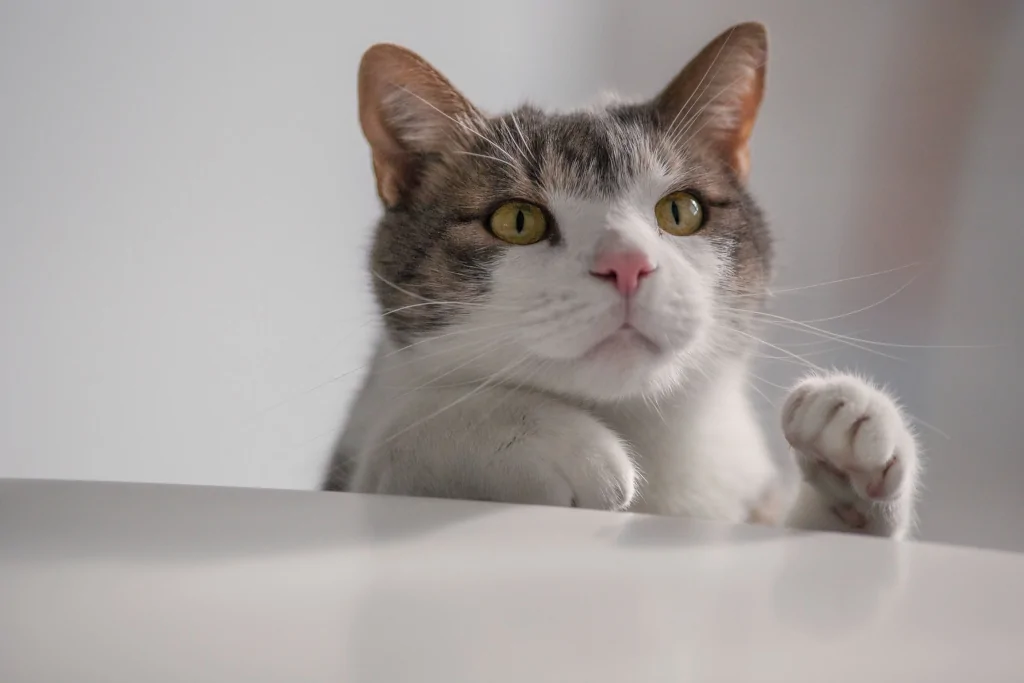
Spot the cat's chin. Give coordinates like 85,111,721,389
558,356,680,402
550,328,684,401
582,325,662,360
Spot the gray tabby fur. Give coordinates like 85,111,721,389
324,23,922,539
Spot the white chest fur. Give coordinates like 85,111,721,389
594,360,778,522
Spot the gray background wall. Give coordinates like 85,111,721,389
1,1,1021,551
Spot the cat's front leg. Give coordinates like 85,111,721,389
350,387,638,511
781,373,921,538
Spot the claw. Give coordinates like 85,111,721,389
832,504,867,528
865,457,897,500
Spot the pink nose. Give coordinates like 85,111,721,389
590,251,655,296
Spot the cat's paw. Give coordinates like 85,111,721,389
353,389,639,512
546,421,639,511
781,372,920,536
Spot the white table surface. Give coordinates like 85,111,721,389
1,480,1022,682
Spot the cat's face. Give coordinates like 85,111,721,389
360,23,772,401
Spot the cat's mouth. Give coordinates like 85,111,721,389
583,324,662,359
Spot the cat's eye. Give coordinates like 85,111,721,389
655,192,705,236
488,202,548,245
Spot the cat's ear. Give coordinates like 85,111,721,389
654,22,767,181
358,43,478,206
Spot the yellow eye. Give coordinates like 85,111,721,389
655,192,704,236
488,202,548,245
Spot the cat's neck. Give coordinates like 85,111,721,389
595,353,756,418
593,355,773,519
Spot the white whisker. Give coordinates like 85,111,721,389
381,321,520,359
453,150,518,170
380,299,508,318
738,310,905,361
720,262,922,300
745,308,991,352
381,353,535,445
672,57,769,149
732,327,825,373
371,269,441,304
666,25,736,137
511,111,535,162
798,275,918,324
395,84,516,165
770,262,923,296
390,335,517,398
475,356,552,426
237,321,523,429
907,413,951,441
744,375,778,408
500,118,529,163
746,370,788,392
751,348,841,363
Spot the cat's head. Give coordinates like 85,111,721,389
359,23,772,401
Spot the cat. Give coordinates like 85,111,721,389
324,22,921,539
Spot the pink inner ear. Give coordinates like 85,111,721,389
358,43,477,206
655,23,767,180
371,153,405,208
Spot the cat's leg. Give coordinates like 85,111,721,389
350,386,638,510
781,373,921,538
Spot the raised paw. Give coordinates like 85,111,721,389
781,373,920,535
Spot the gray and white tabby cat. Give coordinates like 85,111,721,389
325,23,921,538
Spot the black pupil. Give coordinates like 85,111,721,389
515,209,525,233
671,200,680,224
